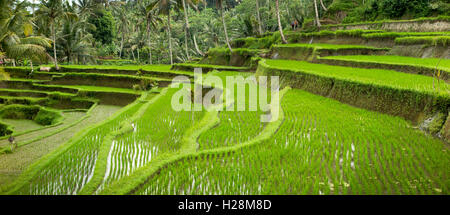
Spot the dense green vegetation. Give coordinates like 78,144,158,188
2,0,449,67
198,71,268,150
0,105,63,126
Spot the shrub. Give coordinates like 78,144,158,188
140,79,158,91
34,108,62,126
0,122,13,136
0,105,62,126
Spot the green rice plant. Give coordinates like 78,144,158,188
284,30,385,43
172,63,250,71
97,59,134,66
135,89,449,195
271,43,390,61
95,86,205,192
230,37,274,49
335,29,385,37
395,36,450,46
198,72,268,150
8,64,193,77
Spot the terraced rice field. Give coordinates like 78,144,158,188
136,89,449,195
198,72,268,150
96,88,204,192
262,59,450,95
13,102,143,195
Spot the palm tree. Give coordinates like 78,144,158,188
313,0,321,28
203,18,221,47
112,5,130,58
36,0,77,70
0,0,51,70
75,0,95,18
216,0,232,52
58,17,94,64
141,4,161,64
148,0,179,65
180,0,204,61
275,0,287,44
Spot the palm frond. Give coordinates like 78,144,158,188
7,44,49,61
20,36,52,48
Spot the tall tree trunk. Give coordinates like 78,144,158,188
314,0,321,28
146,24,152,64
182,0,190,61
256,0,263,35
219,1,232,52
51,22,59,70
120,31,124,58
167,10,173,65
275,0,287,44
319,0,328,11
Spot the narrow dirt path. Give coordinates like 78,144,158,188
0,105,122,186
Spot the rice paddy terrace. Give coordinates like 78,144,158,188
0,27,449,195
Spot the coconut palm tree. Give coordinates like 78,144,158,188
113,6,131,58
36,0,77,70
0,0,51,70
141,4,161,64
147,0,180,65
275,0,287,44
